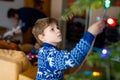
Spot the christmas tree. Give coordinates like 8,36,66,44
65,41,120,80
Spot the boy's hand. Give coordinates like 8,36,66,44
88,20,105,36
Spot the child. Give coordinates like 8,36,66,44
32,17,105,80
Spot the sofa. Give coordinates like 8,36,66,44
0,49,37,80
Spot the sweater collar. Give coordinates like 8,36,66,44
43,43,58,49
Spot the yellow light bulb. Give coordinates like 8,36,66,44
93,71,100,77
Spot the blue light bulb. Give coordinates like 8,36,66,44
102,49,108,54
101,48,110,58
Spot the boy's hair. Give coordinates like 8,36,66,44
32,17,58,45
7,8,18,18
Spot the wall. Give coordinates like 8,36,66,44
51,0,63,20
0,0,24,29
51,0,67,49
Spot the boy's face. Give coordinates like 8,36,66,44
39,23,62,46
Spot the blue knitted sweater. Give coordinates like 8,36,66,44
36,31,95,80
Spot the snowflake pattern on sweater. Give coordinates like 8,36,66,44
36,32,95,80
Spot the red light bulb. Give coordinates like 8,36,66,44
106,18,117,27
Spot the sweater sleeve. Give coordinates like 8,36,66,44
53,31,95,70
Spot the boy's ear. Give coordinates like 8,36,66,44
38,34,44,42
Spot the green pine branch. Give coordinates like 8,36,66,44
62,0,103,21
86,40,120,79
87,40,120,66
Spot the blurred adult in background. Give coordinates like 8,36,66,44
7,7,46,44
